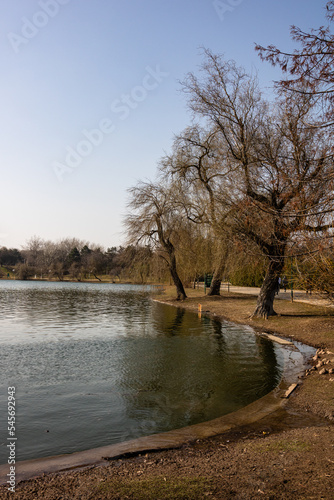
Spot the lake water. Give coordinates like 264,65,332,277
0,280,302,463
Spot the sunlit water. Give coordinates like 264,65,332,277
0,281,309,463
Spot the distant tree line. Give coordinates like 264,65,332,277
0,237,170,284
0,235,267,287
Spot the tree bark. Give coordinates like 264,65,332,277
155,216,187,300
207,248,228,296
252,255,284,319
208,274,222,296
169,252,187,300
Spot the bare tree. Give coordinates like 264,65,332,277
161,125,233,295
181,50,334,317
22,236,44,269
256,1,334,128
125,179,187,300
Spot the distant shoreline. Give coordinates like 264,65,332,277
0,277,166,286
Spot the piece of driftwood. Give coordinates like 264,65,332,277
283,383,298,398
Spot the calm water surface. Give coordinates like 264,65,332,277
0,281,296,463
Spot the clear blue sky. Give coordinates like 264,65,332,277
0,0,328,250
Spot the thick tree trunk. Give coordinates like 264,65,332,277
207,250,227,296
169,259,187,300
156,217,187,300
208,275,222,296
164,244,187,300
252,255,285,319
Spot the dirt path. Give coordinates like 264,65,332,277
1,288,333,499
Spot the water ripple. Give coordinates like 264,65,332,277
0,281,288,463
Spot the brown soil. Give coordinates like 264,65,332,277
1,288,333,499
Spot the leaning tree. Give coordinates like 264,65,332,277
161,125,234,296
125,179,188,300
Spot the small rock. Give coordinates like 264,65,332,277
328,368,334,374
319,368,328,375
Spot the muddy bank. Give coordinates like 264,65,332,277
1,288,333,499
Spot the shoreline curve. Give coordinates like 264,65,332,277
0,301,312,486
0,383,290,486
